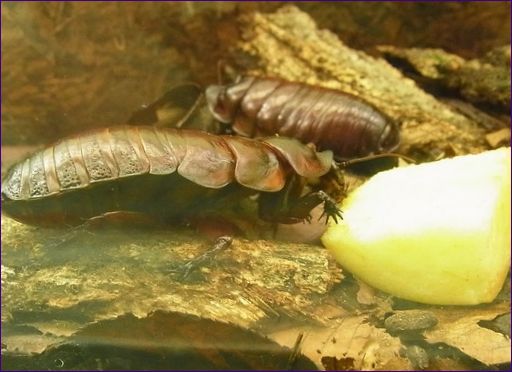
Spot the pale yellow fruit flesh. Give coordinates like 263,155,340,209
322,148,511,305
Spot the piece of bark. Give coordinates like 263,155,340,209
231,5,488,161
269,315,412,370
440,98,509,132
297,2,510,59
425,302,511,365
1,216,344,358
378,45,511,112
1,311,318,370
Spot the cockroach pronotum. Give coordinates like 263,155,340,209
1,125,342,227
205,76,400,159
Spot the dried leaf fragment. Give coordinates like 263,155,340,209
269,315,411,370
425,303,511,365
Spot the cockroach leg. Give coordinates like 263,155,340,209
336,152,417,167
127,82,203,128
46,211,158,249
315,191,343,224
169,236,233,281
86,211,162,228
316,163,346,202
287,190,342,224
45,223,95,250
259,176,342,224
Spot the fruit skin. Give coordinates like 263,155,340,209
322,148,511,305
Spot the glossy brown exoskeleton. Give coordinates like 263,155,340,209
1,126,342,227
206,76,400,159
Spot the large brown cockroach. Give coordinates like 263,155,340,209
205,76,400,159
1,126,342,227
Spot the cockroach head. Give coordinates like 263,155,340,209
206,85,233,123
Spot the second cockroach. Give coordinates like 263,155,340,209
205,76,400,159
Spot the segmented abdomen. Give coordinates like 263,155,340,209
2,126,333,225
206,76,400,159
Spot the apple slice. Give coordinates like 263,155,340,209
322,148,511,305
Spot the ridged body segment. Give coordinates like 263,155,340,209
206,76,400,158
138,127,178,175
1,126,333,226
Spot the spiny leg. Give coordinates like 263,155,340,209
168,236,233,281
259,175,342,225
314,190,343,224
285,190,343,224
317,162,347,202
